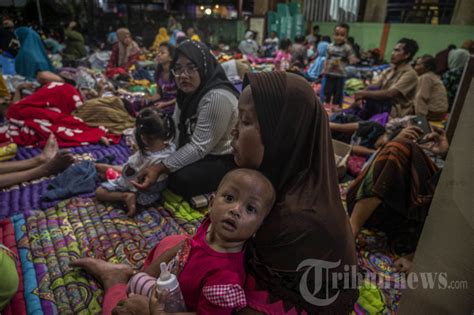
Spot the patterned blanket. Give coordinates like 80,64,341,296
3,197,202,314
355,229,402,314
340,180,401,314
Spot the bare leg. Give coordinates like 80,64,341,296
36,71,65,85
0,155,44,174
96,187,137,217
69,258,134,291
349,196,382,237
0,151,74,188
393,252,415,273
0,133,58,174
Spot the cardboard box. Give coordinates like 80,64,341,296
332,140,351,180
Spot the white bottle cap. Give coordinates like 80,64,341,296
156,262,179,292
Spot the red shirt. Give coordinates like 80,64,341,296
177,218,247,314
107,43,139,71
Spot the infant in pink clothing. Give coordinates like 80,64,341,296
127,168,276,314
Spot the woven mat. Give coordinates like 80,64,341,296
13,140,131,164
5,197,201,314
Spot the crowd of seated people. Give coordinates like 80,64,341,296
0,14,470,314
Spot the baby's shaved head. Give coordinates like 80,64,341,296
218,169,276,213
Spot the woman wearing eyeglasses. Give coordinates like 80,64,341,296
132,39,239,199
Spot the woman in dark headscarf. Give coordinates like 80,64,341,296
232,71,358,314
442,46,470,110
133,39,239,199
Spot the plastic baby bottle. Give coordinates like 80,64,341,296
156,262,187,312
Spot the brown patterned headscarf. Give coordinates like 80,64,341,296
116,28,139,68
244,71,358,313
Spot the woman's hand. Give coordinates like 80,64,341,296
112,294,150,315
155,102,168,109
149,288,195,315
68,21,77,30
149,287,168,315
131,163,168,190
419,126,449,158
17,82,35,91
354,90,367,101
393,126,423,142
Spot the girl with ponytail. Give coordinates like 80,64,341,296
95,108,176,216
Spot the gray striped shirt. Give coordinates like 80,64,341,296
163,88,238,172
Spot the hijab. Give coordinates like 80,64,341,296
173,39,239,146
15,27,54,79
116,28,131,43
169,30,185,46
244,31,254,40
461,40,473,53
244,71,358,313
116,28,139,68
307,41,329,79
448,48,469,70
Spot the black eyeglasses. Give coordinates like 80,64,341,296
171,65,199,76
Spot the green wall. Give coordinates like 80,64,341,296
313,22,474,61
199,19,246,47
386,24,473,59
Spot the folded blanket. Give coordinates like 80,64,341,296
73,97,135,135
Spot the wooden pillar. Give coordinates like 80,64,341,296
379,23,391,58
254,0,269,15
238,0,243,19
451,0,474,25
363,0,387,22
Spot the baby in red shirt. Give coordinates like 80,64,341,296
127,168,276,314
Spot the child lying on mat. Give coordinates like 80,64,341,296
118,169,275,314
95,108,175,216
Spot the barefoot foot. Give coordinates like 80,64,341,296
393,255,414,273
100,137,110,146
70,258,134,291
40,150,74,176
39,134,59,163
124,192,137,217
